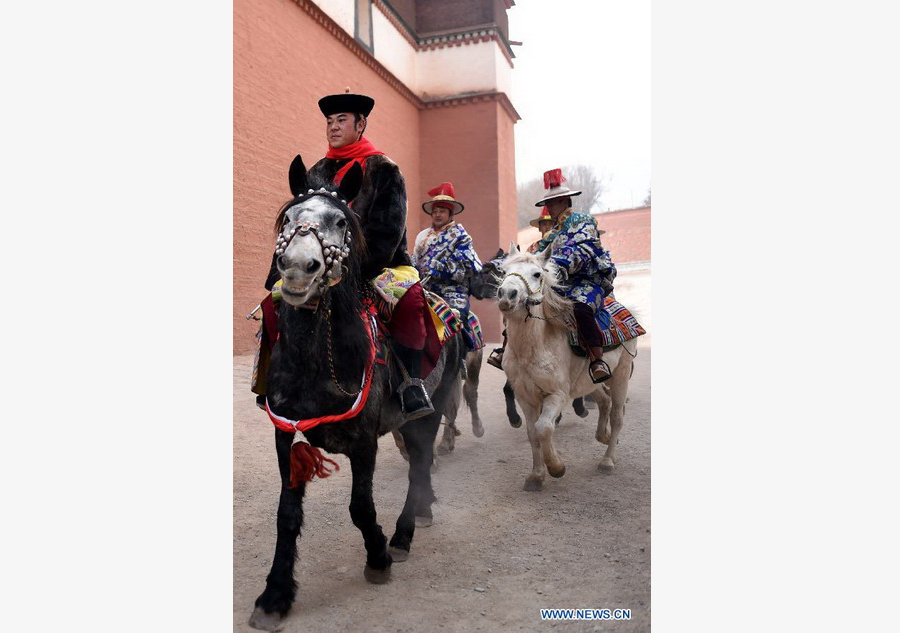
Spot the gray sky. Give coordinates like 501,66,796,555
509,0,650,210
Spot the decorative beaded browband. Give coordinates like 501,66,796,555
274,188,353,294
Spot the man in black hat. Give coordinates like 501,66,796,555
294,92,433,419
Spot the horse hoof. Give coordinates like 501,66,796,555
436,444,451,456
249,607,286,632
453,426,462,437
573,398,588,418
509,416,522,428
548,464,566,478
523,477,543,491
415,514,433,527
598,458,615,472
388,546,410,562
472,423,484,438
364,564,392,584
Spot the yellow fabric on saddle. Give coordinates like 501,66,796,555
371,265,456,343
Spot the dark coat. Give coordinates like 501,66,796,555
310,154,412,280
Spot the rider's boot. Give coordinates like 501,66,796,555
487,328,507,370
394,343,435,421
573,303,612,384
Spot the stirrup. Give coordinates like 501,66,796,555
398,378,434,421
589,359,612,384
487,347,504,370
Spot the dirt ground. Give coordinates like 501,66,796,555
233,269,651,632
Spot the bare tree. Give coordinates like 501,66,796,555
516,164,607,228
643,187,651,206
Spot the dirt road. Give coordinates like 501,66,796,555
234,270,651,632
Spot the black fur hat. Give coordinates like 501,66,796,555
318,92,375,117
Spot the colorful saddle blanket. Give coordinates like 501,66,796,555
367,265,463,378
567,296,646,354
465,311,484,351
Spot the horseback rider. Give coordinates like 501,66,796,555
258,90,434,420
488,168,617,383
411,182,483,352
527,210,555,252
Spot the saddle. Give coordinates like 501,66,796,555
366,288,463,380
566,296,646,357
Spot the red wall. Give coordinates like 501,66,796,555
593,206,651,264
234,0,517,351
234,0,422,353
419,100,518,343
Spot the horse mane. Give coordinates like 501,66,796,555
503,251,574,324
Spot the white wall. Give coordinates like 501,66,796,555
372,6,419,90
315,0,513,100
416,42,498,98
312,0,355,38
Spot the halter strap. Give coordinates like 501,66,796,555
504,271,543,305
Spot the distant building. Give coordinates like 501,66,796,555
234,0,520,352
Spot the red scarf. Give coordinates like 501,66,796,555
325,136,385,185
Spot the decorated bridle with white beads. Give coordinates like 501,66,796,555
274,187,353,295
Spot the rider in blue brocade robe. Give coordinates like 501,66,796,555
412,182,483,350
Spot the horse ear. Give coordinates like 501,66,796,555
495,247,505,259
288,155,308,197
338,162,364,202
509,242,519,256
535,246,552,266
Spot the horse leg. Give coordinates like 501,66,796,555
436,366,462,455
347,438,392,584
599,361,631,472
535,391,568,479
250,429,307,630
390,414,440,557
391,429,409,461
520,400,546,491
504,380,522,428
436,417,455,455
465,349,484,437
594,385,613,445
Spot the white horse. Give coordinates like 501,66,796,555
496,245,637,491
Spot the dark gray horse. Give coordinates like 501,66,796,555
250,156,464,630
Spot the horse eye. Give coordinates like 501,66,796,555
533,272,541,278
336,218,347,228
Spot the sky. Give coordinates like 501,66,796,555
508,0,650,210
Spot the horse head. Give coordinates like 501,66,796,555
496,243,570,319
272,155,367,308
470,247,507,300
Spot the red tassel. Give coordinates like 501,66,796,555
427,182,456,198
289,441,340,487
543,168,566,189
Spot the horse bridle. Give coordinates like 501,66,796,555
274,188,353,297
502,271,544,307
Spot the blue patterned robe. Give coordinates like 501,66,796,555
412,221,483,311
532,208,616,329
